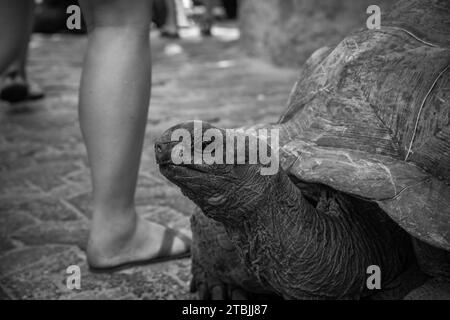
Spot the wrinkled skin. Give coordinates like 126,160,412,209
156,122,424,299
190,207,280,300
153,0,450,299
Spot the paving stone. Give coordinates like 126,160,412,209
1,272,62,300
33,144,86,164
0,245,68,277
160,258,192,286
0,246,85,299
0,286,12,299
11,245,84,278
140,205,190,231
59,288,136,300
0,148,37,172
64,169,92,189
11,198,80,222
0,208,37,236
47,183,89,200
12,221,89,250
0,235,16,254
0,175,42,199
23,161,80,191
66,193,91,218
174,259,193,285
131,272,189,300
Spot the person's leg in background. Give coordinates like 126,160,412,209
78,0,190,269
200,0,213,36
0,0,37,102
160,0,179,38
0,0,45,103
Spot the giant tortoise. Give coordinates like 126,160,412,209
155,0,450,299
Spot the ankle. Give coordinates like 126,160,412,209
87,210,138,261
90,206,138,239
92,201,135,217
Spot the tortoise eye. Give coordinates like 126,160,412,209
202,136,216,150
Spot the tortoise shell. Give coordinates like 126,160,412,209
275,0,450,250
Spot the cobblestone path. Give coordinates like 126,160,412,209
0,25,297,299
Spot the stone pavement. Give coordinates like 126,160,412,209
0,24,297,300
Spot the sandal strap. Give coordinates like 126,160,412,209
156,227,191,258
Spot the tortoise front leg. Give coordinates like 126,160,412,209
190,207,278,300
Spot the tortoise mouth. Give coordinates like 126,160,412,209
159,163,212,179
178,163,211,173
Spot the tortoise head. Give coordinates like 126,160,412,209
155,121,280,224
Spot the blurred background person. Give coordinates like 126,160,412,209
193,0,238,36
0,0,44,103
159,0,180,38
1,54,45,104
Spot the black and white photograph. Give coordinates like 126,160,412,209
0,0,449,305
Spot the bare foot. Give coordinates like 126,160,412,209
86,208,190,269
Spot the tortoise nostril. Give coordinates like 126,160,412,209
155,142,172,164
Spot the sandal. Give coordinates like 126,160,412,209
27,80,45,101
89,227,191,273
0,71,29,103
0,71,45,103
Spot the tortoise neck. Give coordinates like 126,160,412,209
224,171,413,299
221,170,310,228
223,171,318,294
